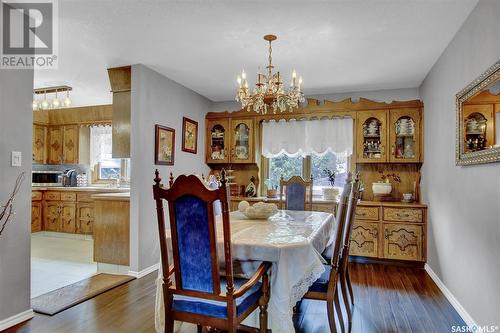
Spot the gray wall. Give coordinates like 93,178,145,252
419,0,500,325
0,69,33,322
130,64,211,272
211,87,419,111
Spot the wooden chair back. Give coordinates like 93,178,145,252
340,174,363,271
328,172,353,268
279,175,313,211
153,169,235,303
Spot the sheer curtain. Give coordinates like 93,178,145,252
90,125,112,169
261,117,353,157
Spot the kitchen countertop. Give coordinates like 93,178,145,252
91,192,130,201
32,186,130,192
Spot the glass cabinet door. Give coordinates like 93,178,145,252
389,109,421,162
231,119,254,163
206,119,229,164
463,104,495,152
356,110,388,163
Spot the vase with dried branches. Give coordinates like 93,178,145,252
0,172,26,237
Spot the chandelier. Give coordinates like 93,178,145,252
236,34,304,114
33,85,72,111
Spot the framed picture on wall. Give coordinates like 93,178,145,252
182,117,198,154
155,125,175,165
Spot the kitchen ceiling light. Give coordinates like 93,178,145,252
33,85,72,111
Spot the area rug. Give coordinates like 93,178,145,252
32,273,135,315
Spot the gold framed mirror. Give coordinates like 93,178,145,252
456,60,500,165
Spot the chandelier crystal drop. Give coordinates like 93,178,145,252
235,34,304,114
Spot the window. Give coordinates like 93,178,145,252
267,151,350,196
311,151,349,195
90,126,130,182
268,153,303,190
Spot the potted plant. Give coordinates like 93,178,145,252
322,168,339,200
264,179,278,198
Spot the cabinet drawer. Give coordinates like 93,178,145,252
43,191,60,201
383,207,423,223
383,223,423,261
312,203,336,214
32,191,43,201
60,192,76,202
350,221,379,258
77,192,94,202
355,206,379,220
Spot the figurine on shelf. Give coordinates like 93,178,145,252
245,176,257,197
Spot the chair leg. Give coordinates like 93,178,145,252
327,293,338,333
346,266,354,307
259,301,269,333
334,289,345,333
339,272,353,332
197,324,203,333
164,320,174,333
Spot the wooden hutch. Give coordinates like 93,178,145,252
205,97,427,264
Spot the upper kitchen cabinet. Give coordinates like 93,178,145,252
356,110,388,163
33,125,47,164
206,119,230,164
108,66,131,159
230,119,255,164
48,125,79,165
389,108,422,163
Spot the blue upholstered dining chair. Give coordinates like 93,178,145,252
153,170,271,333
279,175,313,211
301,173,361,333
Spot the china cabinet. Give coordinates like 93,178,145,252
389,108,421,163
205,117,256,164
230,119,254,163
356,110,388,163
463,104,495,152
349,202,427,262
206,119,230,164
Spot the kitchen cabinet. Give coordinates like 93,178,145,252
47,125,79,164
44,201,61,232
77,203,94,234
60,202,77,233
31,201,42,232
32,125,47,164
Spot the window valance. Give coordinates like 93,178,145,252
261,117,353,158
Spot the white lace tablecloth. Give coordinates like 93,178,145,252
155,210,335,333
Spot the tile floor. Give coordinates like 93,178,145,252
31,232,97,298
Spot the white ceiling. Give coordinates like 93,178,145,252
34,0,478,106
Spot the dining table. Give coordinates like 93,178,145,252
155,209,336,333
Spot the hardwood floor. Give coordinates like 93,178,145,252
7,263,464,333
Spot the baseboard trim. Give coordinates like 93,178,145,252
424,263,476,328
0,309,34,331
128,263,159,279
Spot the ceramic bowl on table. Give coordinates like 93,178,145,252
238,201,278,220
372,182,392,195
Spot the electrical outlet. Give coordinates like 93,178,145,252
11,151,22,167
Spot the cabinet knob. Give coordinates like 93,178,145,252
384,229,389,239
